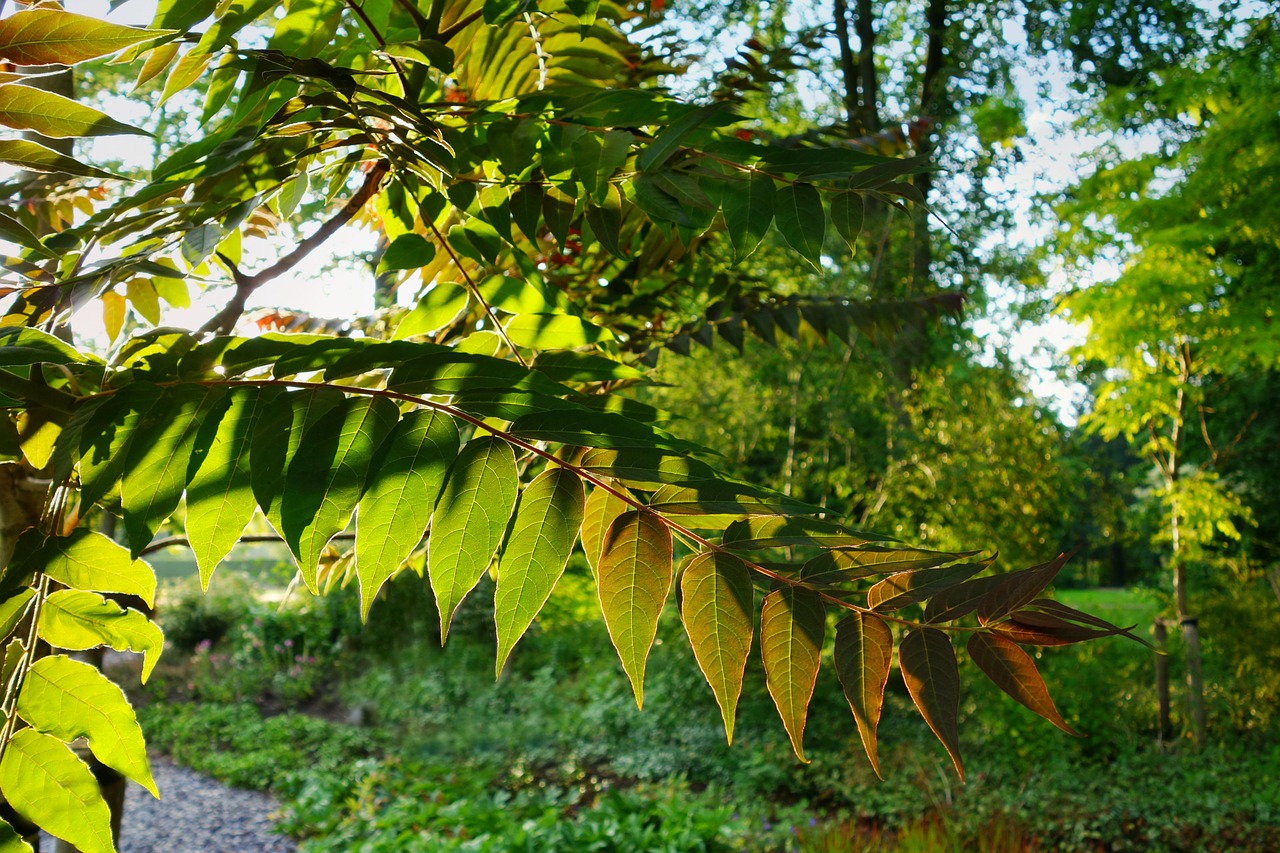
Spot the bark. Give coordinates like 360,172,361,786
912,0,948,292
832,0,861,127
853,0,880,132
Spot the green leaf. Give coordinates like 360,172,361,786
17,655,159,796
380,233,436,271
923,574,1005,623
801,546,971,584
483,0,535,26
967,632,1080,736
0,9,164,66
680,552,754,744
0,140,121,180
580,485,631,576
120,384,222,557
579,448,715,488
38,590,163,682
834,612,893,778
393,284,469,340
355,410,460,619
251,387,344,537
829,190,864,254
977,552,1071,625
573,130,631,201
0,85,145,138
531,351,644,384
760,587,825,762
0,818,33,853
19,530,156,607
638,103,732,172
0,590,34,640
723,516,879,550
721,171,775,260
510,410,699,453
503,314,615,348
866,560,988,612
774,183,825,269
0,729,113,853
389,352,568,397
596,511,672,708
494,468,585,674
280,396,399,592
78,382,165,511
428,436,519,642
649,480,815,519
899,627,964,780
0,210,54,258
185,387,270,589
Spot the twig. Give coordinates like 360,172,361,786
343,0,412,93
392,0,432,35
197,160,389,337
141,532,354,556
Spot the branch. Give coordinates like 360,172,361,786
141,532,354,557
198,160,389,337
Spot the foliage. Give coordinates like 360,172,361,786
0,3,1141,849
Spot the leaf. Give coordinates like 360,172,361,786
649,480,816,519
580,485,631,576
119,384,222,556
503,314,615,349
185,387,270,589
380,233,437,272
967,632,1080,736
355,410,459,619
393,284,468,339
77,382,165,511
774,183,825,269
0,140,121,179
994,614,1126,647
834,612,893,777
427,436,519,642
596,511,672,708
0,9,164,66
801,546,970,584
17,655,159,796
680,552,754,743
38,590,163,682
18,530,156,607
866,560,989,612
389,352,568,397
829,190,864,254
494,468,585,674
638,102,732,172
280,396,399,592
977,552,1071,625
0,819,33,853
760,587,825,762
899,627,964,780
723,516,879,551
0,729,113,853
720,171,774,260
0,590,34,640
531,351,644,384
102,291,126,342
572,129,631,201
0,210,54,258
579,448,715,488
250,387,343,537
924,574,1006,623
0,85,145,138
510,410,699,453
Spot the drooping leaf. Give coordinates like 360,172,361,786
17,654,159,796
829,190,864,254
967,632,1080,735
923,574,1006,623
355,410,460,619
17,529,156,607
0,210,54,258
0,140,122,180
280,396,399,592
428,436,519,641
637,102,732,172
834,611,894,777
0,85,145,138
760,587,825,762
580,485,631,575
572,129,631,201
119,384,223,557
186,387,273,588
379,232,436,271
774,182,825,268
680,552,754,743
494,467,585,674
995,611,1128,647
0,9,164,66
977,552,1071,625
77,382,165,511
596,511,672,707
38,590,164,682
899,627,964,780
250,387,344,537
649,480,816,519
867,559,989,611
0,729,113,853
721,171,775,260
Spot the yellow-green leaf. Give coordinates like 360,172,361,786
0,729,113,853
0,818,34,853
38,590,164,682
494,467,585,674
0,9,164,66
596,511,672,708
251,387,344,536
833,611,893,777
355,410,459,619
0,85,145,138
280,396,399,592
101,291,125,343
899,627,964,780
160,48,213,105
580,485,631,576
78,382,165,511
760,586,825,762
680,552,754,743
428,436,519,642
0,590,34,639
19,529,156,607
503,314,616,349
125,279,161,325
967,632,1080,736
17,654,158,797
0,140,121,180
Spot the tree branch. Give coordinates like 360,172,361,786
198,160,389,337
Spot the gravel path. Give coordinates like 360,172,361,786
41,754,296,853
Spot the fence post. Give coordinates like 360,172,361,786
1154,618,1171,743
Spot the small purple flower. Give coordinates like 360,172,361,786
284,639,294,648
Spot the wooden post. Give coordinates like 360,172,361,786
1180,616,1207,744
1154,618,1171,744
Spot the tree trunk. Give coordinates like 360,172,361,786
832,0,860,128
